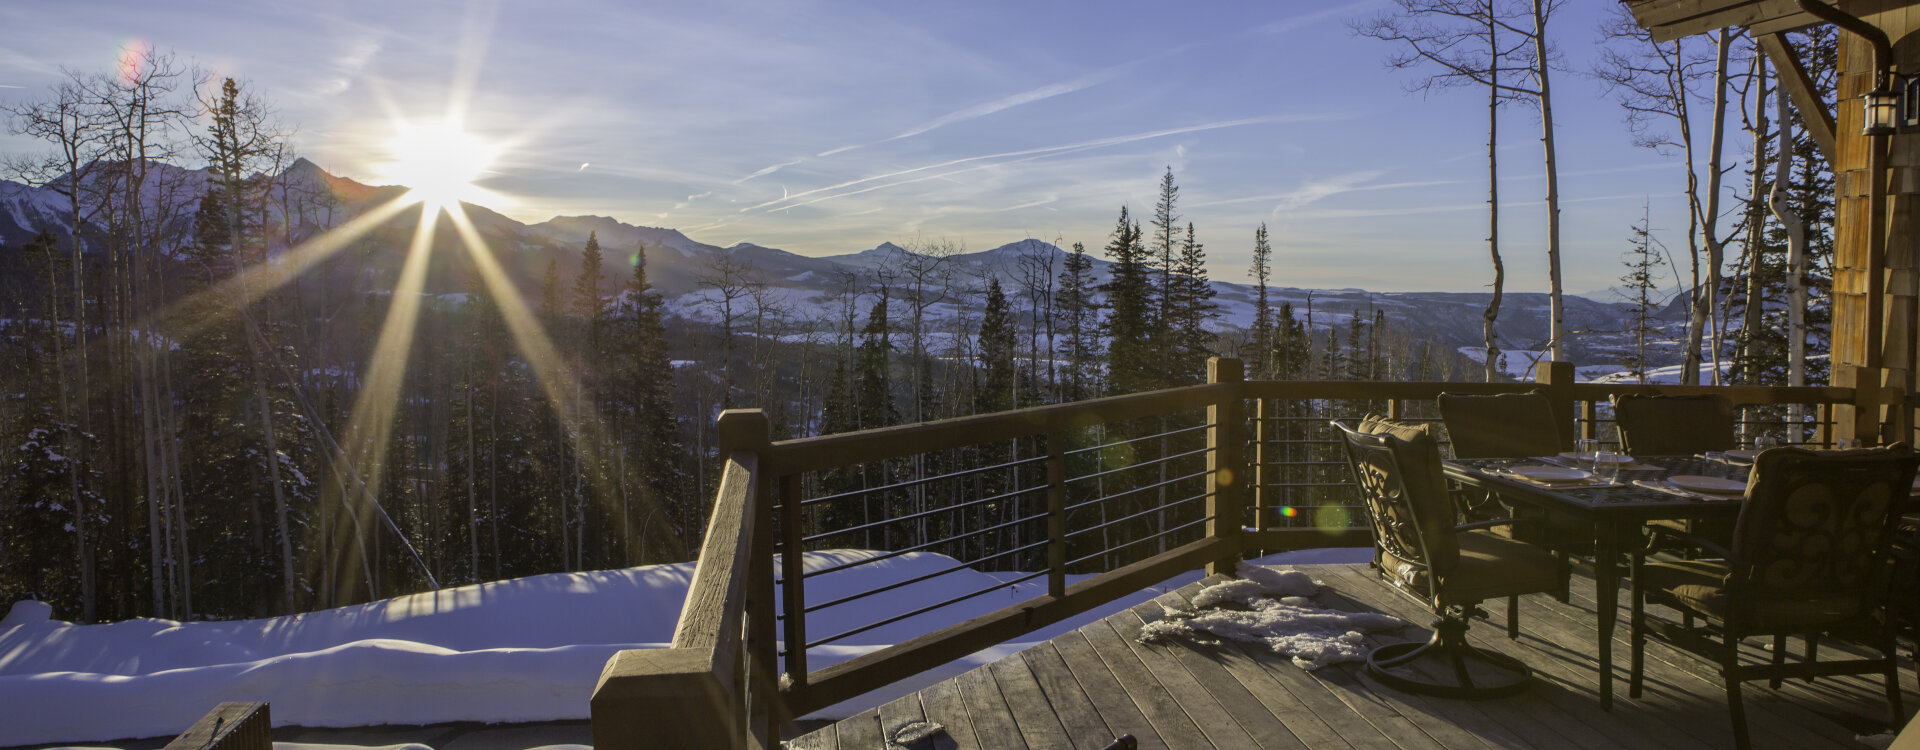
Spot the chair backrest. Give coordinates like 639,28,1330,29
1437,392,1566,458
1333,418,1460,596
1612,393,1736,456
1729,444,1918,629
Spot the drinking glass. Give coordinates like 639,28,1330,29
1594,450,1622,483
1576,438,1599,470
1754,434,1780,451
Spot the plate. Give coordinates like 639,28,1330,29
1560,451,1632,464
1668,475,1747,495
1507,466,1593,484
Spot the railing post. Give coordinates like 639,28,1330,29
1253,397,1272,535
1535,360,1577,447
164,702,271,750
1047,430,1067,598
1207,358,1245,577
780,472,809,703
1835,365,1887,444
717,409,780,749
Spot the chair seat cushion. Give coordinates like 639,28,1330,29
1641,558,1866,630
1435,530,1565,605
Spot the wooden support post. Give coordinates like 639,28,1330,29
779,472,807,696
1535,360,1577,449
1047,430,1067,598
1835,365,1887,445
593,649,737,750
1207,358,1245,578
164,702,271,750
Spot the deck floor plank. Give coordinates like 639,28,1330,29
1314,564,1692,750
916,674,980,750
875,691,931,748
1019,641,1124,749
1102,605,1260,748
1548,562,1892,747
1117,598,1307,749
833,707,883,750
955,659,1030,750
989,652,1077,750
1077,617,1215,750
1049,630,1174,750
787,562,1917,750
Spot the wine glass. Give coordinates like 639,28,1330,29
1576,438,1599,471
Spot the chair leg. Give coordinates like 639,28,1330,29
1507,594,1519,639
1805,634,1819,683
1886,629,1906,727
1629,549,1646,700
1769,634,1786,690
1724,637,1751,750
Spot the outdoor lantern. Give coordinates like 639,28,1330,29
1865,86,1900,136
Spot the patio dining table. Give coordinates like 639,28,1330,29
1442,454,1752,710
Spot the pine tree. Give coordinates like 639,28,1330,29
1618,204,1667,384
1054,242,1101,401
575,232,607,352
854,297,898,431
1168,222,1217,384
612,242,689,559
1248,224,1275,379
977,278,1017,413
1100,208,1157,395
1149,168,1180,383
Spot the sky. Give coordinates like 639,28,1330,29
0,0,1728,295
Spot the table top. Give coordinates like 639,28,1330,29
1443,454,1751,520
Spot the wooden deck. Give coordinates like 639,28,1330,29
786,563,1916,749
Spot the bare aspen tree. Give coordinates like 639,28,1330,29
1356,0,1526,380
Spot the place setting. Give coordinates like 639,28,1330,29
1633,474,1749,501
1495,441,1631,489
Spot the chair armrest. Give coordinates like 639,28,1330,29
1454,518,1522,533
1646,523,1734,559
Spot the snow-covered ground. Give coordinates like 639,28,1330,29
0,548,1366,745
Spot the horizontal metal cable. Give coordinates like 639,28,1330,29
1067,515,1213,568
800,537,1052,617
801,453,1049,508
1063,491,1211,540
798,509,1051,580
802,482,1048,543
804,568,1050,649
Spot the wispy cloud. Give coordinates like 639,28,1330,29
1256,1,1382,35
748,113,1346,213
1266,170,1387,214
815,76,1106,158
735,158,803,184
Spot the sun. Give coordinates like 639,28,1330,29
378,117,500,210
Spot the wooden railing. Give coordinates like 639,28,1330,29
590,359,1910,749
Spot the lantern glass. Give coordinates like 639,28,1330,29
1866,88,1899,136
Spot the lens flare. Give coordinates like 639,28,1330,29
377,117,501,211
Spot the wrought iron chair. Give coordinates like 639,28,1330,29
1614,393,1740,550
1437,391,1588,569
1437,391,1568,459
1333,417,1570,698
1612,393,1737,457
1628,444,1916,749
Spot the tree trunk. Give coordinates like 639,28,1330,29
1770,84,1809,430
1484,14,1505,383
1533,0,1565,363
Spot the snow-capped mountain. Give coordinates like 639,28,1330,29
0,158,1654,370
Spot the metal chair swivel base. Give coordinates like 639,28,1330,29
1367,607,1532,699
